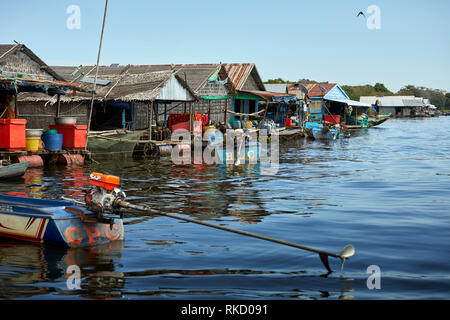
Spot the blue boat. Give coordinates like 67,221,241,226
0,194,124,247
0,161,29,179
305,122,342,140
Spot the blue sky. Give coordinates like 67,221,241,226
1,0,449,92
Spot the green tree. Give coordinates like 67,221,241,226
374,83,392,94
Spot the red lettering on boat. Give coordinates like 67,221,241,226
104,224,120,240
65,227,82,244
84,225,101,244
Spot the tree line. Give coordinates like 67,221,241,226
264,79,450,109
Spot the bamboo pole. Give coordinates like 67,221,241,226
56,94,61,117
86,0,108,146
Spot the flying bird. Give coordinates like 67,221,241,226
357,11,365,18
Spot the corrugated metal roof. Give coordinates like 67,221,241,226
225,63,254,91
224,63,265,91
360,96,424,107
264,84,288,93
298,83,336,98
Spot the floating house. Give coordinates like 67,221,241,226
300,83,371,128
0,43,89,128
45,65,198,131
0,43,90,165
124,63,297,128
359,96,426,117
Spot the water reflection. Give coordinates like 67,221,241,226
0,239,124,299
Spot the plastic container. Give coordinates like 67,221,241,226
229,119,241,129
41,133,63,151
0,119,27,151
45,129,58,135
26,129,43,137
89,172,120,191
25,137,40,151
324,115,341,124
49,125,87,150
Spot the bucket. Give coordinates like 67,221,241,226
25,137,40,151
41,133,63,151
229,119,241,129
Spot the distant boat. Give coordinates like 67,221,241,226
0,162,29,179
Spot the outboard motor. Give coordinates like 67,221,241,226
85,172,126,222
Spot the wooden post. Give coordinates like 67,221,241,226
56,94,61,117
13,93,18,118
208,100,211,125
257,101,268,129
149,100,153,140
224,99,228,124
189,102,193,134
164,102,167,128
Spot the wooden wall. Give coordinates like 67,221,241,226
17,101,87,129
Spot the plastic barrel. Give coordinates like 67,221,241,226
41,133,63,151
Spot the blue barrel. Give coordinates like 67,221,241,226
42,133,63,150
229,119,241,129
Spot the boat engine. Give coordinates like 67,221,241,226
85,172,126,221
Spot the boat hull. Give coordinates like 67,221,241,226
87,131,145,154
305,122,341,140
0,161,29,178
0,194,124,247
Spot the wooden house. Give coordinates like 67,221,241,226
360,96,425,117
20,65,197,131
0,43,88,127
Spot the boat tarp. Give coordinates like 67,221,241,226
200,95,230,100
324,98,372,108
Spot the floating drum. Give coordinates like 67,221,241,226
55,154,84,166
13,155,43,167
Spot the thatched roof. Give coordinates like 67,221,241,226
0,44,65,81
19,66,197,103
53,64,237,96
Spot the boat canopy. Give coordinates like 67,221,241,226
324,98,372,108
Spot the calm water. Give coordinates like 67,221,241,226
0,117,449,300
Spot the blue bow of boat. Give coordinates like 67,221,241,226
0,194,124,247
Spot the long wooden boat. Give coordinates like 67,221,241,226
368,117,389,127
0,194,124,247
87,130,146,154
0,162,29,179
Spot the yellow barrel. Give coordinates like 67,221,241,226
25,137,40,151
